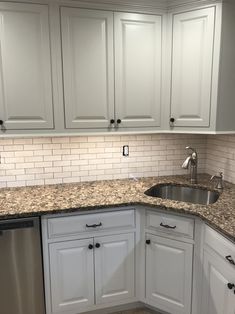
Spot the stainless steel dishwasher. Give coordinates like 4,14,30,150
0,217,45,314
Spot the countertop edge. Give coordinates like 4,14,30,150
1,200,234,244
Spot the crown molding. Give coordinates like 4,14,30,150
59,0,222,12
60,0,168,10
1,0,223,11
167,0,222,9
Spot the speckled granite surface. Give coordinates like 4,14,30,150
0,174,234,242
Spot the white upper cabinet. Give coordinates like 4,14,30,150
169,2,235,132
0,1,234,134
61,9,163,130
0,3,54,130
170,7,215,128
61,8,114,129
114,13,163,128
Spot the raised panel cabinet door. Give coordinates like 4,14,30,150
146,234,193,314
0,3,54,130
61,8,114,129
170,7,215,127
94,233,135,305
114,12,162,128
49,239,95,314
201,249,235,314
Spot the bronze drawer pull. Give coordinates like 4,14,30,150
86,222,102,228
226,255,235,265
160,222,176,229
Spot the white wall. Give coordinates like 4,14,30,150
0,134,206,188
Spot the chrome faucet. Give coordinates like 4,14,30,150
210,172,224,189
182,146,198,184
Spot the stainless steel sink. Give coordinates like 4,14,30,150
144,184,220,205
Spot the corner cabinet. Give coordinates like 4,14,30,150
61,7,164,130
145,234,193,314
201,249,235,314
0,2,54,130
144,211,194,314
201,226,235,314
169,2,235,132
169,7,215,128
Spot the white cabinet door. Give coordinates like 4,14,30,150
170,7,215,127
146,234,193,314
0,3,54,130
95,233,135,305
202,249,235,314
115,13,162,128
49,239,94,314
61,8,114,129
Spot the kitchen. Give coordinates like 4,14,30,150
0,0,234,314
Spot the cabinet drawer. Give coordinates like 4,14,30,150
204,225,235,267
48,209,135,238
146,210,194,239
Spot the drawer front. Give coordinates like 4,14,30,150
146,210,194,239
48,209,135,238
204,225,235,267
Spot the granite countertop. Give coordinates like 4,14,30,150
0,174,234,242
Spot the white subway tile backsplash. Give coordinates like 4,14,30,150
52,137,70,144
33,137,52,144
0,134,209,187
13,138,33,145
16,163,34,169
4,145,23,151
206,135,235,184
24,144,42,150
44,178,63,185
26,180,44,186
34,150,52,156
25,168,44,174
70,136,88,143
7,181,25,188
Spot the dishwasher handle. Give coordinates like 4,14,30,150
0,220,34,232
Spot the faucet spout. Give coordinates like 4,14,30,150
182,156,192,169
182,146,198,184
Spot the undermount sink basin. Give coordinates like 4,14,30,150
144,184,220,205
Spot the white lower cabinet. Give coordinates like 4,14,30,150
95,233,135,305
201,249,235,314
44,210,235,314
49,238,95,314
145,233,193,314
48,232,135,314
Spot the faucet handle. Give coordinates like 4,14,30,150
186,146,196,154
210,172,223,180
186,146,197,160
210,172,224,189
